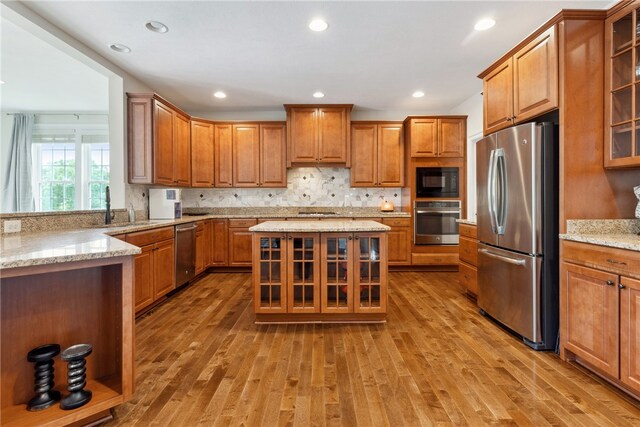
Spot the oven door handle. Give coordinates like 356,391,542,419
415,210,461,214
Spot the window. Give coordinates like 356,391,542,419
31,125,109,211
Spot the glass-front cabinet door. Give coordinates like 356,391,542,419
606,4,640,167
354,233,387,313
321,234,353,313
253,233,287,313
287,233,320,313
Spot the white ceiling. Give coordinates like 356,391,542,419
18,1,610,115
0,16,109,112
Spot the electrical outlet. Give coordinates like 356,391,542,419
4,220,21,233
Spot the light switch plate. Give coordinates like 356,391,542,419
4,220,22,233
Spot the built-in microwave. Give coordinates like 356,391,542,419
415,167,459,198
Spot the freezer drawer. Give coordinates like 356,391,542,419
477,243,542,343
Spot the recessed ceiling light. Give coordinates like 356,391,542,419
412,91,425,98
309,19,328,32
109,43,131,53
474,18,495,31
146,21,169,33
213,91,227,99
313,91,325,98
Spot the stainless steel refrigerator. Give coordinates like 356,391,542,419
476,122,558,350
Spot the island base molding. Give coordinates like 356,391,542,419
255,313,387,324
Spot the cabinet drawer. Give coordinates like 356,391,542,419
459,236,478,265
459,223,477,239
459,261,478,296
382,217,411,227
412,253,459,265
126,226,174,246
228,218,258,228
562,240,640,279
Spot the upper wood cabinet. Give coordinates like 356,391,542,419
350,122,404,187
233,124,260,187
285,104,352,167
127,93,191,186
191,120,215,187
480,27,558,135
215,124,233,187
405,116,466,158
604,2,640,167
260,124,287,187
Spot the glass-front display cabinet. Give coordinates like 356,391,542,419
354,234,387,313
321,234,354,313
253,234,287,313
287,233,320,313
606,2,640,167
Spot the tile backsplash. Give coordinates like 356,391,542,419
181,168,402,208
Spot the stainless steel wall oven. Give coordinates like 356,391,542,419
414,200,461,245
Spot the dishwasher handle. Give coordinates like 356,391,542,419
176,224,197,232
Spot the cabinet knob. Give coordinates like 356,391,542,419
619,283,626,289
348,236,353,240
288,236,292,240
355,236,360,240
606,280,615,286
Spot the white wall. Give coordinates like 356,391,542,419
1,2,154,211
448,91,483,221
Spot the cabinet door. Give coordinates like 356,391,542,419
318,107,348,164
133,244,154,313
386,227,411,265
354,233,387,313
459,261,478,296
174,112,191,186
127,96,153,184
215,124,233,187
232,124,260,187
210,219,228,266
483,59,514,135
438,118,465,157
563,262,619,378
229,228,253,266
195,226,205,274
620,276,640,394
350,124,377,187
260,124,287,187
154,239,175,299
287,233,321,313
153,101,175,185
409,118,437,157
513,27,557,123
289,108,318,164
377,124,404,185
321,234,353,313
254,234,287,313
191,120,214,187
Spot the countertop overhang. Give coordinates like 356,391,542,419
249,220,390,233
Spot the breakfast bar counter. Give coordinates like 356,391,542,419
249,220,390,323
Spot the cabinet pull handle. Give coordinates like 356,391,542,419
606,280,615,286
619,283,626,289
288,236,292,240
348,236,353,240
355,236,360,240
606,258,627,266
512,116,516,120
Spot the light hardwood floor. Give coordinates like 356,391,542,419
109,272,640,426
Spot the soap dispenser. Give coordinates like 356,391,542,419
128,204,136,223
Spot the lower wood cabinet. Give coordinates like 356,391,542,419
229,219,257,266
195,220,210,274
253,231,387,321
210,219,229,266
458,223,478,297
126,226,175,313
561,240,640,397
382,217,411,265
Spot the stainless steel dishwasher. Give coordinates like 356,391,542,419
175,223,197,286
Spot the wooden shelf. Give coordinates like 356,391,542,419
1,376,122,427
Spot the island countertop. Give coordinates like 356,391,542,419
249,220,391,233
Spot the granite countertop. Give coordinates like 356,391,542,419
1,229,141,269
457,218,477,226
559,219,640,252
250,220,391,233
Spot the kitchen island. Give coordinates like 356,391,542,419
0,230,138,426
249,220,390,323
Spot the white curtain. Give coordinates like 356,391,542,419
2,114,35,212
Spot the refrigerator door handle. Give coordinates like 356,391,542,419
495,148,507,235
487,149,497,234
478,248,526,266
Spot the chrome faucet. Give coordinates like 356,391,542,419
105,186,112,224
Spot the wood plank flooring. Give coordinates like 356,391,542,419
109,272,640,426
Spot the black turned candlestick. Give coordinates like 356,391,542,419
60,344,93,410
27,344,61,411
